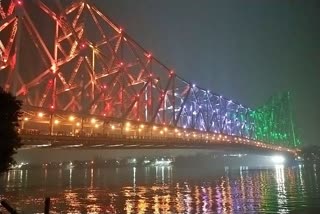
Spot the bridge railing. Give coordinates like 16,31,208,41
20,127,298,154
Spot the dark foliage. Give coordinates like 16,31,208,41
0,87,22,174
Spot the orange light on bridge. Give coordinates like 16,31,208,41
94,124,99,128
126,122,131,127
38,112,44,118
54,119,59,125
76,122,80,127
91,118,96,124
69,115,75,121
152,126,157,130
140,124,144,129
111,125,115,130
50,64,57,74
160,130,164,135
24,117,29,121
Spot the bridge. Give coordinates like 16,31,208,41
0,0,301,155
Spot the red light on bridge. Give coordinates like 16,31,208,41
169,70,175,77
147,53,152,58
16,0,23,5
20,86,28,96
80,43,87,49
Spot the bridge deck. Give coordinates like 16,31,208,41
21,133,298,156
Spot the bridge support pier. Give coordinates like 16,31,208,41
49,113,53,135
102,120,109,136
72,125,75,136
80,117,84,135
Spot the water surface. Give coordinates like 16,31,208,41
0,164,319,213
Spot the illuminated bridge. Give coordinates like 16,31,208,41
0,0,301,154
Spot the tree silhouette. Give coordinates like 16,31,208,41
0,87,22,174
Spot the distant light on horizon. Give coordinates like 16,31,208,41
271,155,285,164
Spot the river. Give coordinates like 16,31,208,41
0,164,319,213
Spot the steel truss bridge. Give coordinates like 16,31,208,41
0,0,301,154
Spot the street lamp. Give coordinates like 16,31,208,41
38,112,44,118
69,115,75,121
22,117,29,129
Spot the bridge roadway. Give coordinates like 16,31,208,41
20,132,298,156
19,107,298,155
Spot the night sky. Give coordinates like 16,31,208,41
92,0,320,145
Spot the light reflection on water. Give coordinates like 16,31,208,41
0,165,320,213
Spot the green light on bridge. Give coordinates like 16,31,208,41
249,92,301,148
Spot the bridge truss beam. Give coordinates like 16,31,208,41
0,0,301,148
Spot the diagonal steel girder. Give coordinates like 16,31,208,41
0,0,301,148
